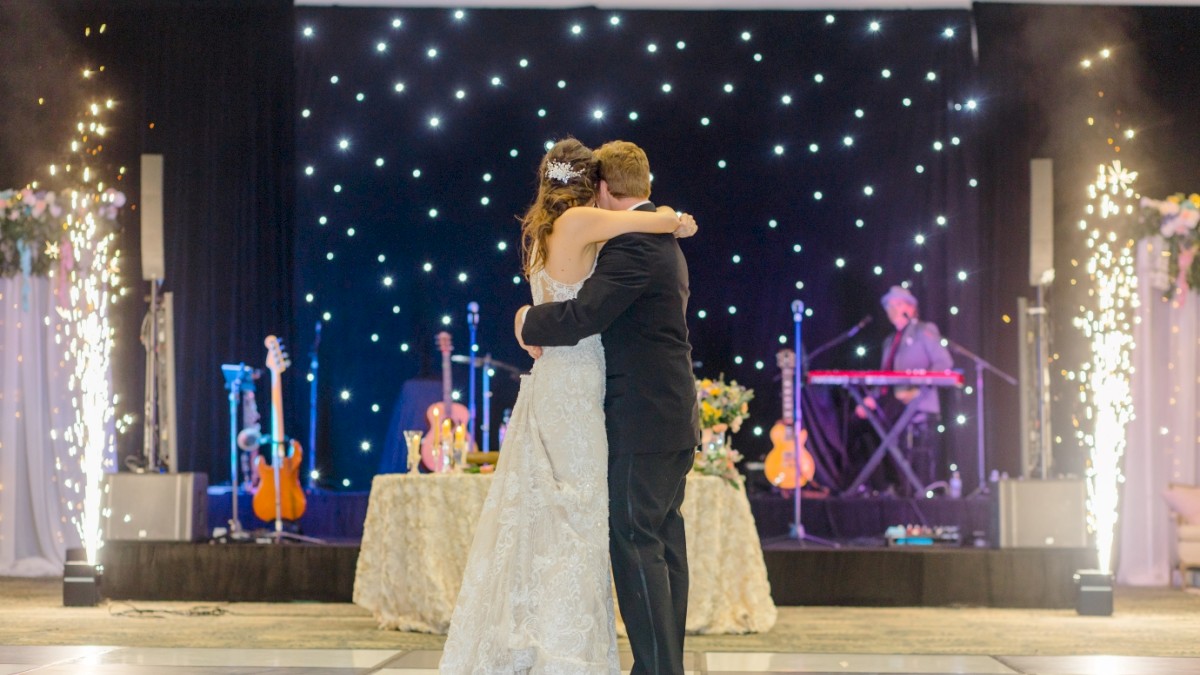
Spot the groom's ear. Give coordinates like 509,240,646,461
597,179,611,208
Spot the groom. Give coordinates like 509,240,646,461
515,140,701,675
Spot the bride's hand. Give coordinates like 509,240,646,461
514,306,542,360
672,212,698,239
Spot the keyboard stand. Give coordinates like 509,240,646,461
843,385,926,495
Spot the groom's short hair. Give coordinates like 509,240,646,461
594,141,651,200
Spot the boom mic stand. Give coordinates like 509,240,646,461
945,339,1017,497
788,300,837,547
805,315,873,367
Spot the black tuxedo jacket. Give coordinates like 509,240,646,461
522,203,701,455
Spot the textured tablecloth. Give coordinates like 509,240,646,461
353,472,776,635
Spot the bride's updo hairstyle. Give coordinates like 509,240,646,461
521,137,600,278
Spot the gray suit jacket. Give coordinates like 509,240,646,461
881,319,954,417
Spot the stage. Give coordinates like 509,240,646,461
95,488,1095,610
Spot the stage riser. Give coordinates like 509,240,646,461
749,494,996,543
98,542,1094,609
99,542,358,602
206,489,369,540
764,548,1098,608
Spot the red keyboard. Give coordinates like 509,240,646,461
807,370,964,388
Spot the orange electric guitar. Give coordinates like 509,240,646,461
421,332,474,471
252,336,307,522
763,349,816,489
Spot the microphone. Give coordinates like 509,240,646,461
847,315,873,337
791,300,805,316
467,301,480,326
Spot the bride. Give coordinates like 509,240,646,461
438,138,696,673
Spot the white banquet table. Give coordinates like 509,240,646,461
353,472,777,635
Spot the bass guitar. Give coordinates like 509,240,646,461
421,331,473,471
763,348,816,489
252,336,307,522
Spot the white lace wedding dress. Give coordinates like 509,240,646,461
439,264,619,674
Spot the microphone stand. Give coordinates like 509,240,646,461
221,363,255,540
945,339,1017,497
467,302,480,442
789,300,837,547
306,321,321,491
481,355,492,453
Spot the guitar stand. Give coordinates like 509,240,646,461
843,386,926,496
254,529,324,545
259,437,323,545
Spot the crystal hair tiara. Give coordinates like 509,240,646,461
546,160,584,184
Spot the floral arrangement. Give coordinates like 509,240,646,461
694,375,754,487
0,188,124,278
693,434,744,488
1138,193,1200,299
696,375,753,435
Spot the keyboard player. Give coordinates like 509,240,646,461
855,285,954,491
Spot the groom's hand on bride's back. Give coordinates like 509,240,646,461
515,305,543,360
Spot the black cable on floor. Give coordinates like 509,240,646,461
107,602,232,619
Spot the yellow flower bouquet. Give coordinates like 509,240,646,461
694,375,754,487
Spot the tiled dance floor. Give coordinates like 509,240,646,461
1,647,1198,674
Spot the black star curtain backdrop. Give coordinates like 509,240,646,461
294,7,982,491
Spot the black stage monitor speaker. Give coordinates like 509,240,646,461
997,478,1088,548
101,472,207,541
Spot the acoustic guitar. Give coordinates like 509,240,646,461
421,331,473,471
763,349,816,489
252,336,307,522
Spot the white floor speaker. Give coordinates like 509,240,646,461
101,472,207,541
997,478,1089,548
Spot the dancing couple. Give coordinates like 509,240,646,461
439,138,701,675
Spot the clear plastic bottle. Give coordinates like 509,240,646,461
949,470,963,499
